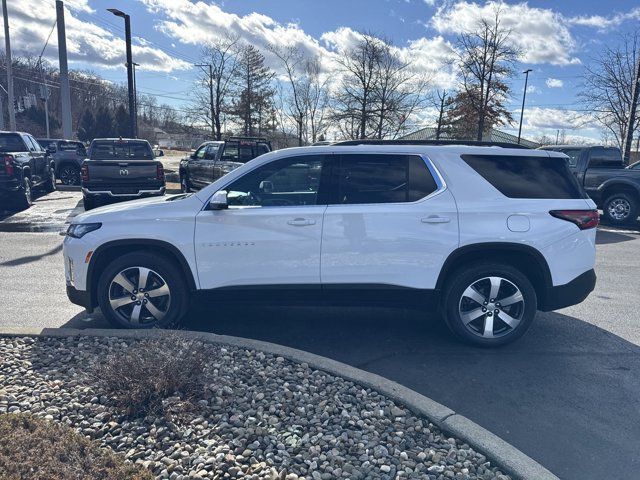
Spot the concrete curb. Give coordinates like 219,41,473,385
0,327,558,480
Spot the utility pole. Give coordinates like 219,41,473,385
108,8,136,138
622,54,640,165
56,1,72,139
196,63,215,139
0,83,6,130
517,69,533,145
2,0,16,130
435,90,447,140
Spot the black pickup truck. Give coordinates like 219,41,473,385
37,138,87,185
540,145,640,225
0,131,56,209
179,137,271,192
81,138,165,210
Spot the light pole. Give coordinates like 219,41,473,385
517,69,532,145
108,8,136,138
2,0,16,130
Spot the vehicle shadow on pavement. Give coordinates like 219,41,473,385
59,302,640,480
0,244,63,267
595,229,638,245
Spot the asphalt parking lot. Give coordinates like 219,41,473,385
0,189,639,480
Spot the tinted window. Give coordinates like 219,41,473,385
226,155,326,207
59,141,86,155
554,148,582,167
337,154,438,205
204,144,219,159
90,141,153,160
0,133,27,151
461,154,586,199
23,135,39,152
589,147,623,168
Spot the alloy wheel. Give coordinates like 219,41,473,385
23,178,32,205
108,266,171,326
60,166,80,185
607,198,631,221
458,276,525,339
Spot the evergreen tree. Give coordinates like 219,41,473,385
77,110,96,142
114,104,130,138
94,106,115,138
231,45,275,136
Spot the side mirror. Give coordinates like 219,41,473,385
190,153,196,160
158,150,164,157
209,190,228,210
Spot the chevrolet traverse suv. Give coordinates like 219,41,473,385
63,142,597,346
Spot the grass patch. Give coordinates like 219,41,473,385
0,414,152,480
93,335,209,417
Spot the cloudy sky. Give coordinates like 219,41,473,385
2,0,640,142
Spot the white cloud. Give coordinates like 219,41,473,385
568,7,640,31
0,0,190,73
430,1,580,66
524,108,596,131
546,78,564,88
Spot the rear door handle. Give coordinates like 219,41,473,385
287,218,316,226
421,216,450,224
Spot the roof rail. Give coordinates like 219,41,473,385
332,139,531,149
226,136,269,143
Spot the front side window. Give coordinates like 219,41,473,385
205,144,219,159
589,147,623,168
336,154,438,205
554,148,582,167
225,155,327,207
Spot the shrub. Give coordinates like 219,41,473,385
92,334,209,417
0,414,152,480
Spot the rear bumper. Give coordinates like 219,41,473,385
540,269,596,311
82,186,165,199
66,285,94,313
0,177,20,193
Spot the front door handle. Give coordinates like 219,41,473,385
421,216,450,224
287,218,316,226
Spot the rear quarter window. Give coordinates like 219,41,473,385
461,154,586,199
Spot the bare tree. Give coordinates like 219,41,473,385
304,57,330,143
456,7,520,140
581,33,640,163
189,34,240,140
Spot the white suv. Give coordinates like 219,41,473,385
63,142,597,346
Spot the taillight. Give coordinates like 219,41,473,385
3,155,14,176
550,210,599,230
81,164,89,182
156,164,165,182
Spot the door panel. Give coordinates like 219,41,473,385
195,154,331,289
321,154,459,289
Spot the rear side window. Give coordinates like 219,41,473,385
0,133,27,151
337,154,438,204
589,147,623,168
461,155,586,199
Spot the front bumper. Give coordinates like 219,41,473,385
540,269,596,311
66,285,94,312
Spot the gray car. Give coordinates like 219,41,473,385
37,139,87,185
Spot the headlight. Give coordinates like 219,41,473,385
65,223,102,238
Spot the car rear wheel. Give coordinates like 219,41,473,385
59,165,80,186
443,262,537,347
97,252,189,329
14,177,33,209
603,192,638,226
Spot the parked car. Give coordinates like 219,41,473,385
63,141,597,347
0,131,56,208
179,137,271,192
627,161,640,170
540,145,640,225
81,138,165,211
36,138,87,185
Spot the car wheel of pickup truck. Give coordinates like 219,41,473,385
58,165,80,186
97,252,189,329
443,262,537,347
180,174,191,193
14,177,33,209
603,192,638,226
44,166,56,193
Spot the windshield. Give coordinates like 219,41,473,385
0,133,27,152
90,141,154,160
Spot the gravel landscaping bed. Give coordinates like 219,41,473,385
0,335,511,480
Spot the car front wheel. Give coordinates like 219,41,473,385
443,262,537,347
15,177,33,209
180,173,191,193
59,165,80,185
97,252,189,329
603,192,638,226
44,166,56,192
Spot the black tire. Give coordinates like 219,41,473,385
14,177,33,209
443,262,537,347
97,251,189,329
180,172,191,193
44,165,56,192
58,164,80,186
83,195,96,211
602,192,638,226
